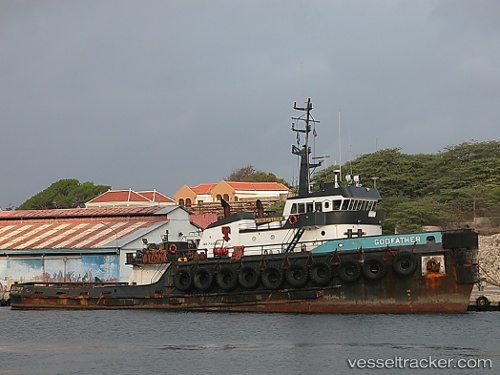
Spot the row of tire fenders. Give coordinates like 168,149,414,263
172,251,419,293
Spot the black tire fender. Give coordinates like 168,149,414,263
362,256,387,281
173,268,193,292
216,267,238,291
309,261,332,286
393,251,418,276
193,267,214,292
261,265,284,290
339,259,361,283
286,263,309,288
238,265,260,289
476,295,490,310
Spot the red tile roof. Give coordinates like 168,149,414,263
88,189,150,203
138,190,174,203
190,183,218,195
225,181,290,191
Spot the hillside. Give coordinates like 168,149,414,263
313,140,500,233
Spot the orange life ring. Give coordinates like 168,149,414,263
169,243,178,254
288,215,298,225
213,247,228,257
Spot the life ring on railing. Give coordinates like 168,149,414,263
169,243,178,254
288,215,298,225
213,247,229,257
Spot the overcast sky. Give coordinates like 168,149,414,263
1,1,499,209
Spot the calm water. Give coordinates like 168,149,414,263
0,309,498,375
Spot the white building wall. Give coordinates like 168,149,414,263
118,209,202,282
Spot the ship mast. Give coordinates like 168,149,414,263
291,98,321,197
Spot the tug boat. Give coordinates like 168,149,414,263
199,100,384,256
10,99,479,312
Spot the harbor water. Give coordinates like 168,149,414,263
0,309,498,375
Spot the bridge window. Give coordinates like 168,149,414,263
324,201,330,210
315,202,322,212
297,203,305,213
291,203,297,214
332,200,341,210
307,202,314,213
341,200,350,210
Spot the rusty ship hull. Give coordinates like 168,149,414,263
9,230,479,313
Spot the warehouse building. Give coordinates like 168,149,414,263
0,205,201,293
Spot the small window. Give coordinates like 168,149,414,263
306,202,314,213
298,203,305,213
216,194,222,201
332,200,342,210
178,198,185,207
223,194,230,202
341,200,350,210
185,198,192,207
324,201,330,210
315,202,322,212
348,200,356,210
290,203,298,214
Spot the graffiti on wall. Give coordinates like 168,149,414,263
0,255,119,289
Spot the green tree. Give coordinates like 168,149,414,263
18,179,110,210
225,165,289,186
311,140,500,231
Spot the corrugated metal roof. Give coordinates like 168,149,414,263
0,217,165,250
0,206,164,220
